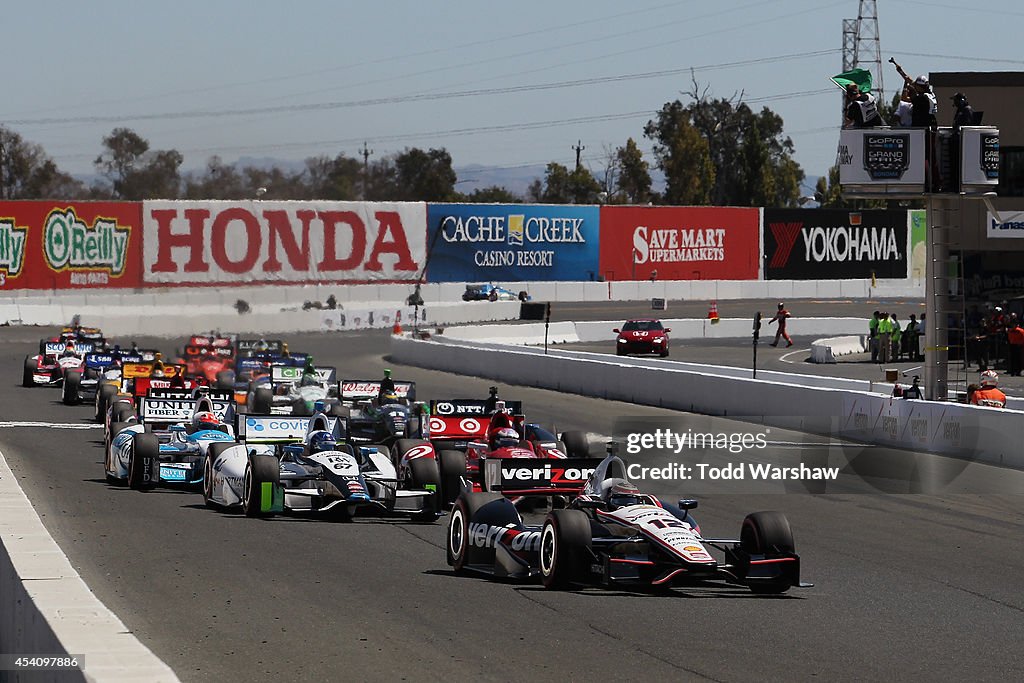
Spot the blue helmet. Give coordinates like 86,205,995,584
308,430,337,454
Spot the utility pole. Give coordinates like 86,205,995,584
572,140,585,171
360,141,373,200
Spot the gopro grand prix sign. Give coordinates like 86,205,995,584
143,201,426,284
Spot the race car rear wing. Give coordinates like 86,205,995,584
237,339,284,354
340,380,416,402
140,395,232,424
428,399,524,441
44,341,95,356
481,457,605,496
269,365,337,385
239,415,341,444
84,353,118,370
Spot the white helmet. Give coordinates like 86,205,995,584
980,370,998,388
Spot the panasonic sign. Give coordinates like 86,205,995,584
987,211,1024,238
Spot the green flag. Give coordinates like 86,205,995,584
831,68,873,93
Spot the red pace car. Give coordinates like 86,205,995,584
614,318,671,357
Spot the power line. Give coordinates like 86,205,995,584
7,50,838,128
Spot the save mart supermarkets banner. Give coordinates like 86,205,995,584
763,209,909,280
426,204,599,282
142,201,426,284
599,206,760,281
0,201,142,289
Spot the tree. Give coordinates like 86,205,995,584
391,147,457,201
94,128,149,198
185,156,249,199
615,137,652,204
461,185,521,203
528,162,602,204
0,126,85,199
646,80,804,207
644,101,714,205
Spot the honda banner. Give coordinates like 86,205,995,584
426,204,599,282
142,201,426,284
0,201,143,290
763,209,908,280
599,206,760,281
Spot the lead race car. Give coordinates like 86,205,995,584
203,411,440,521
104,392,235,489
447,454,810,594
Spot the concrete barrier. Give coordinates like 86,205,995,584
391,334,1024,469
0,449,180,682
811,335,869,363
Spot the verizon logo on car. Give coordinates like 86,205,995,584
142,201,426,284
500,462,596,485
468,523,542,551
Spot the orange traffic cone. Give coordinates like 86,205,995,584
708,300,719,323
392,321,403,335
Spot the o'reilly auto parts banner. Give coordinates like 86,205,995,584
426,204,599,281
763,209,908,280
0,201,143,290
599,206,760,281
142,201,426,284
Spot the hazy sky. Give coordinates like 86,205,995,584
5,0,1021,192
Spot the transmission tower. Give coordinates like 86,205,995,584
855,0,884,102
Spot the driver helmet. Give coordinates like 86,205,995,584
605,479,644,508
151,367,165,378
493,427,520,449
254,339,270,352
62,342,77,356
300,372,318,387
380,392,400,406
980,369,999,387
281,342,290,357
308,430,337,454
192,411,220,430
383,368,392,378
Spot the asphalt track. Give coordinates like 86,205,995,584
3,319,1024,682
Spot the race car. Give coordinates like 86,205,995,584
104,392,235,489
447,454,808,594
426,397,591,505
203,412,440,522
462,284,530,302
339,379,427,445
60,351,123,406
22,340,91,387
615,318,671,357
246,365,342,415
178,335,236,389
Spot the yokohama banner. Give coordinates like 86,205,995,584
599,206,760,281
763,209,908,280
0,201,143,290
142,201,426,284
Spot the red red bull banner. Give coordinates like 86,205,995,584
598,206,760,281
0,201,143,290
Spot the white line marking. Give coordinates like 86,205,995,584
779,348,809,364
0,421,102,429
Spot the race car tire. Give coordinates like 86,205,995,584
112,401,136,424
290,399,310,416
741,511,795,595
541,509,592,589
438,450,467,507
252,387,273,415
518,290,529,301
127,433,159,491
204,442,238,509
560,430,590,459
242,452,280,518
407,455,441,523
447,492,504,570
62,370,82,405
326,402,348,418
215,370,235,392
96,383,118,422
22,357,35,388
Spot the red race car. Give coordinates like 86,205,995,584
614,318,671,357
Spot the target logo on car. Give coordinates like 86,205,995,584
429,417,446,433
460,418,480,433
404,444,434,460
